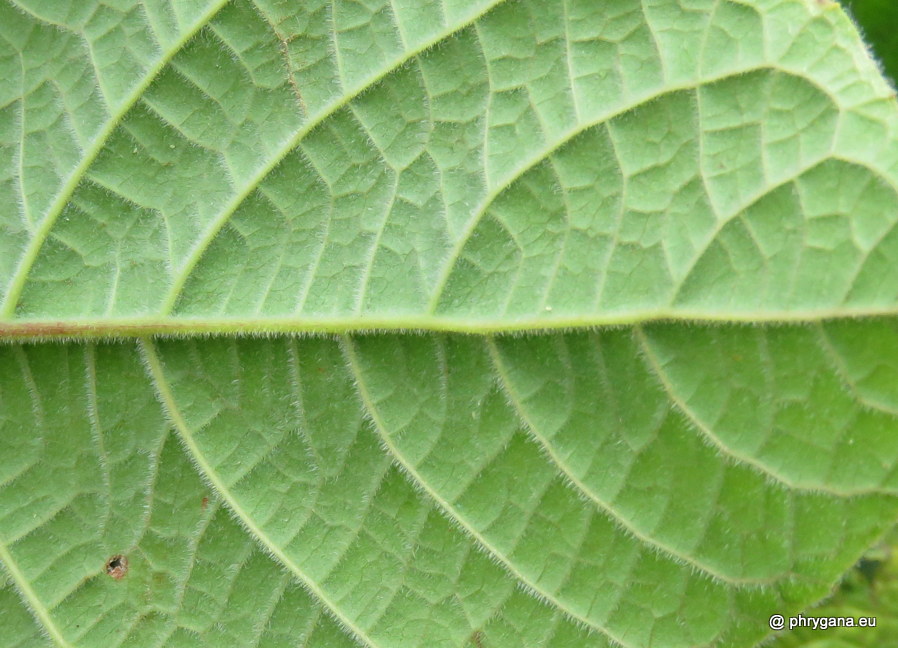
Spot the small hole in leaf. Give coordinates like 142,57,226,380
105,555,128,580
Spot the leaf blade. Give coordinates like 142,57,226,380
2,0,897,327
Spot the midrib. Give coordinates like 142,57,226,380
2,306,898,341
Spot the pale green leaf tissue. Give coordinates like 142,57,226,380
1,1,898,647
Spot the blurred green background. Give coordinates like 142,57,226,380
844,0,898,87
769,3,898,646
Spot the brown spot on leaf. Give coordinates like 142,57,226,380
469,630,484,647
105,554,128,580
201,496,209,511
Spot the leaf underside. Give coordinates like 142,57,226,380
2,1,898,647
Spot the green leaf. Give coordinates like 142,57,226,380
2,1,898,647
2,0,898,331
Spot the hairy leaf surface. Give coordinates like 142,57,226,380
1,1,898,647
